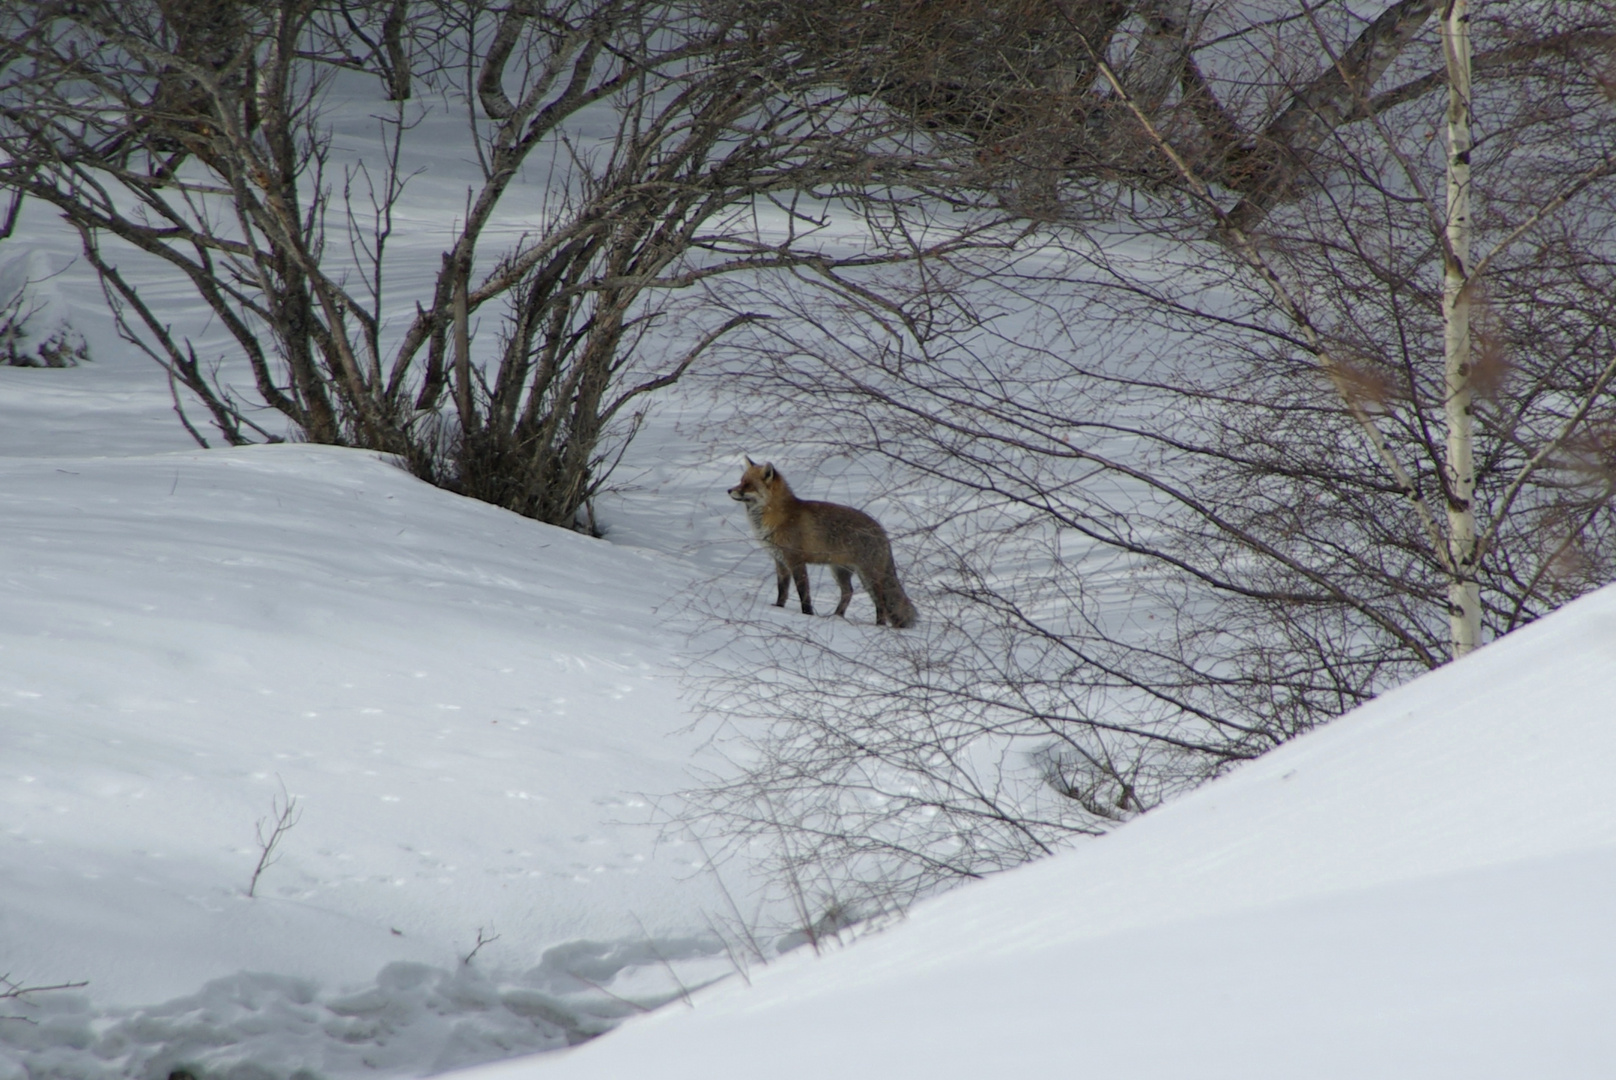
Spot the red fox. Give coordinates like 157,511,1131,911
728,458,918,628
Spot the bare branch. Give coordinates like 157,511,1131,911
246,778,301,899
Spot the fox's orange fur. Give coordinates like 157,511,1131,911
728,458,917,628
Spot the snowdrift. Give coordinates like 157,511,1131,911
464,581,1616,1080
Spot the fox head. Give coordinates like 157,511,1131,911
728,456,779,505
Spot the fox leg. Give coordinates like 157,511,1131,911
856,568,888,625
833,566,855,617
792,562,813,614
773,559,791,607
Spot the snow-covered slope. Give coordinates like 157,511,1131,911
0,360,765,1078
461,580,1616,1080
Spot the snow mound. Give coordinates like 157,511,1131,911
0,419,761,1078
1,935,741,1080
457,582,1616,1080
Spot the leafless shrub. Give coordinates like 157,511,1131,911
680,0,1616,912
0,0,988,521
0,200,89,368
0,289,88,368
246,779,301,898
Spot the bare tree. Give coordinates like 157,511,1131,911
679,0,1616,914
0,0,982,525
1068,0,1616,662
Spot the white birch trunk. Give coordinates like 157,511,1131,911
1442,0,1480,658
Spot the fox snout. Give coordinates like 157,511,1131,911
729,458,771,503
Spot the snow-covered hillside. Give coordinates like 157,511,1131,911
9,275,1616,1080
5,37,1612,1079
0,355,779,1078
460,578,1616,1080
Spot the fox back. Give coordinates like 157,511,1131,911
728,459,917,628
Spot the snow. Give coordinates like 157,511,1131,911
0,250,90,369
0,356,762,1078
4,58,1613,1080
8,310,1616,1080
457,581,1616,1080
16,345,1609,1080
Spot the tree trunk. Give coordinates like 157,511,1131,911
1442,0,1480,658
453,271,474,436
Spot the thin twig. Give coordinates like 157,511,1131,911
461,926,500,966
630,914,695,1008
246,777,301,898
1,973,89,1000
1,973,89,1022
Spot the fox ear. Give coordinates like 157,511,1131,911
744,454,756,467
762,463,775,481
